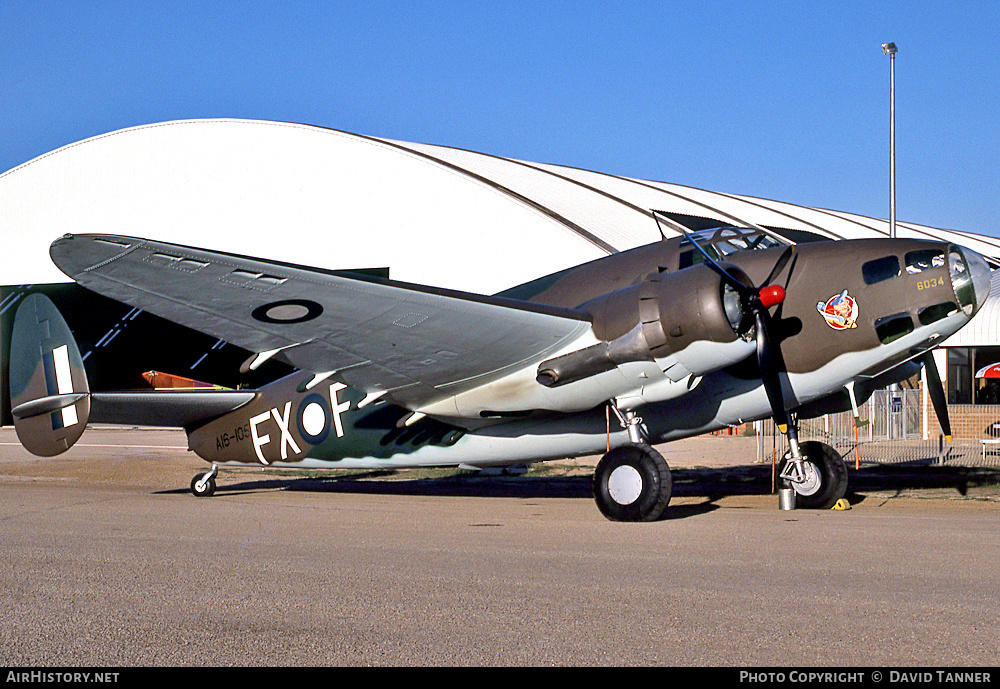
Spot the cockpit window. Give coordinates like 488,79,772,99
678,227,785,268
905,249,946,274
862,256,901,285
679,227,784,255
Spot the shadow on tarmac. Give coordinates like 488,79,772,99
156,462,1000,519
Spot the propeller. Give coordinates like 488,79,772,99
921,351,952,442
675,225,797,435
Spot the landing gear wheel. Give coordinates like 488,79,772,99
776,441,847,509
593,443,672,522
190,472,216,498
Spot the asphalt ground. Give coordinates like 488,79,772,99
3,427,1000,667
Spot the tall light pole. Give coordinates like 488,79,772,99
882,42,897,238
882,42,900,428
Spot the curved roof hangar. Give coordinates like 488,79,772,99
2,118,998,300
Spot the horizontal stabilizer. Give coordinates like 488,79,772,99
91,391,256,428
9,294,91,456
12,392,90,420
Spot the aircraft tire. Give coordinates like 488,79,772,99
190,473,216,498
593,443,671,522
777,441,847,509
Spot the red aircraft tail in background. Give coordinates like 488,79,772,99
141,371,228,391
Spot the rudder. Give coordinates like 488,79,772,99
8,294,90,456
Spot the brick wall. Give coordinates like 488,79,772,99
928,405,1000,440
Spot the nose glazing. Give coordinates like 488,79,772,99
966,247,994,317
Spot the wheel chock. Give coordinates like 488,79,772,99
831,498,851,511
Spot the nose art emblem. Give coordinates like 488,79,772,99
816,290,859,330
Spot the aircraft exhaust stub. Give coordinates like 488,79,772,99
537,263,756,387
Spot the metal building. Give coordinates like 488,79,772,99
3,119,999,427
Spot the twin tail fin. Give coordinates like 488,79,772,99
8,294,91,456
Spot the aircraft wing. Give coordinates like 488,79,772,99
50,234,593,410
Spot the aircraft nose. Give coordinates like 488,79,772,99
959,246,994,317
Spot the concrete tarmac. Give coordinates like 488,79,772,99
3,427,1000,667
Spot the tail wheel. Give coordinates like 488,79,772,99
190,473,216,498
777,441,847,509
593,443,671,522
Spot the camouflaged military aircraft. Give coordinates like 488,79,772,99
8,219,993,520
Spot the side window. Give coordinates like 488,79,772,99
862,256,900,285
678,250,704,269
679,245,721,269
875,313,914,344
905,249,946,274
918,302,959,325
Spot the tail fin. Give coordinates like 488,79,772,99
8,294,91,456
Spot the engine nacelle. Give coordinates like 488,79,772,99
536,263,755,387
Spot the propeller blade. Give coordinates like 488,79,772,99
672,220,796,435
755,309,790,433
922,351,952,442
760,245,794,289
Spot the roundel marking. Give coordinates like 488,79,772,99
296,393,331,444
252,299,324,324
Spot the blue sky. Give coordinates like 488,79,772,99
3,0,998,236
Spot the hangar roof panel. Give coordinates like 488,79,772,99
939,271,1000,348
381,140,661,252
0,120,607,292
2,118,998,301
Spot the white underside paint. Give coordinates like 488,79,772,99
221,310,974,471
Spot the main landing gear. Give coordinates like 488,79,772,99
592,404,849,520
593,443,672,521
593,405,672,522
777,440,848,509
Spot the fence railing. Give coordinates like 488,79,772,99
753,389,1000,467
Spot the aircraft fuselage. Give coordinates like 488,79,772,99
183,233,993,470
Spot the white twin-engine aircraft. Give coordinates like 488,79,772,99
8,220,993,520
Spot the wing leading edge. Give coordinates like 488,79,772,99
50,234,593,411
